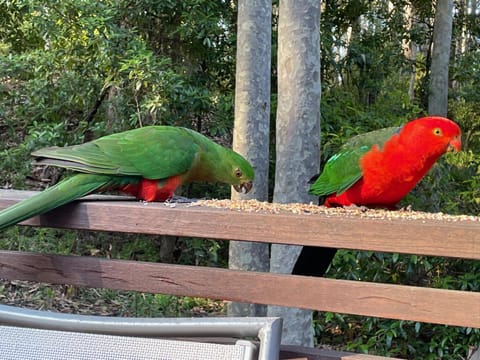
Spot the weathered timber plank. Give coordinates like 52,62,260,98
1,190,479,260
0,251,479,329
279,345,396,360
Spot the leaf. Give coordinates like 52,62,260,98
415,322,421,334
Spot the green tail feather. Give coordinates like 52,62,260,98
0,174,116,230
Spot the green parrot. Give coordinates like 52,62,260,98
0,126,254,230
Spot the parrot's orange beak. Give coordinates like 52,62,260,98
448,135,462,152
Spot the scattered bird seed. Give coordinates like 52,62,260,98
192,199,480,222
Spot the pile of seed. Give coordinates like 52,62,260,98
192,199,480,222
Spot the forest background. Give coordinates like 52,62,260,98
0,0,479,359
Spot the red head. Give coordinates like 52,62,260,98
400,116,462,156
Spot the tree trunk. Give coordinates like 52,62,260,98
459,0,468,55
428,0,453,116
403,3,417,101
469,347,480,360
228,0,272,317
268,0,321,347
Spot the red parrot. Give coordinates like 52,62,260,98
309,116,461,207
293,116,462,276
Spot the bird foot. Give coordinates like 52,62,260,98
166,195,198,203
344,204,369,212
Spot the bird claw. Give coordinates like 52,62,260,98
344,204,369,212
166,195,197,204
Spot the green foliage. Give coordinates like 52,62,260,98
177,237,225,267
0,226,76,254
316,313,480,359
318,250,480,359
0,0,236,197
320,74,423,162
1,0,480,358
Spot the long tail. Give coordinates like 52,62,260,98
0,174,116,230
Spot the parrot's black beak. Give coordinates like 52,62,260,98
234,181,253,194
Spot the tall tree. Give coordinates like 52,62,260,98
428,0,454,116
228,0,272,317
268,0,321,346
403,2,418,101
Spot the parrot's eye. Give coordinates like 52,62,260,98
234,168,243,178
433,128,443,136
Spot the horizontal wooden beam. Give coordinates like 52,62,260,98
1,190,479,260
279,345,396,360
0,251,478,329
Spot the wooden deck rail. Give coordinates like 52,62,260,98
1,190,479,360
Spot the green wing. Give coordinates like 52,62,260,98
32,126,200,180
309,126,401,196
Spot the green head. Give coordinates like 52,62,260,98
181,127,254,192
225,150,255,194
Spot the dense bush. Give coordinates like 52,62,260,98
1,1,479,358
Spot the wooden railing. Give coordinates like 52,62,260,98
0,189,479,360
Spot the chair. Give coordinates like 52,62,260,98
0,304,282,360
